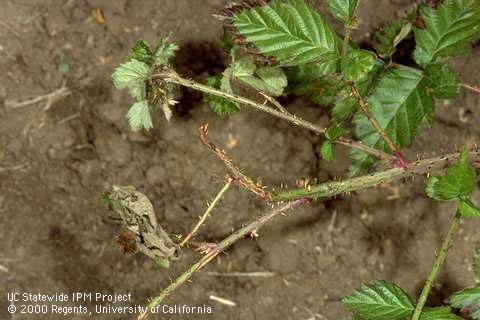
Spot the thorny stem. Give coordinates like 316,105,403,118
259,91,290,114
350,84,408,167
199,124,272,202
138,199,310,320
460,83,480,94
151,72,394,162
411,210,462,320
272,150,480,201
342,27,352,57
179,179,233,247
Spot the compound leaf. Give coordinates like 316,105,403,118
351,65,434,175
204,75,240,116
419,307,462,320
233,0,339,66
341,49,376,82
325,0,359,24
342,280,414,320
112,59,151,100
413,0,480,67
448,285,480,319
373,20,412,58
425,150,476,201
127,100,153,131
424,63,459,99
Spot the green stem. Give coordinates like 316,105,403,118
350,84,408,167
342,27,352,57
164,73,325,133
272,150,480,201
411,210,462,320
151,72,393,161
138,198,309,320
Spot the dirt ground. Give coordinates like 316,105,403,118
0,0,479,319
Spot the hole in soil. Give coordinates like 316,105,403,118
358,35,417,67
391,36,417,67
171,41,227,118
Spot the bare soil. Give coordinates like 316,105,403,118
0,1,479,319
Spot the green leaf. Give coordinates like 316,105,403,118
326,124,347,140
373,20,412,58
130,40,154,66
419,307,462,320
233,0,339,66
112,59,151,100
221,27,235,54
459,199,480,218
126,100,153,131
204,75,240,116
342,280,414,320
321,125,345,162
351,65,434,175
332,96,357,123
254,66,288,96
230,56,288,96
285,62,343,106
424,63,459,99
425,150,476,201
325,0,359,24
321,141,335,161
413,0,480,67
233,56,257,77
341,49,376,82
153,38,179,66
448,285,480,320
